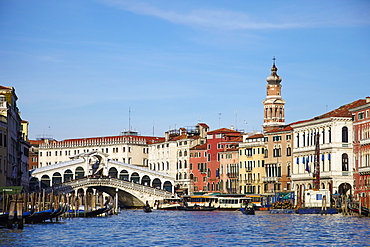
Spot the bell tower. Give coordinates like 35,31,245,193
262,57,286,132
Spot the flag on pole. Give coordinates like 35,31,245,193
305,157,310,173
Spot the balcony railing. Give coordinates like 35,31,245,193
359,166,370,174
360,138,370,145
262,177,279,182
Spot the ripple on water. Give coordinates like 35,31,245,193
1,210,370,246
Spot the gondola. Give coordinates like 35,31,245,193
0,210,33,225
348,203,370,216
25,208,55,223
67,204,112,217
143,206,152,213
240,207,255,215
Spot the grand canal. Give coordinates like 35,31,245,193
1,210,370,246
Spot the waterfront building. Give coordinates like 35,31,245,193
350,97,370,207
0,86,29,191
28,139,44,170
36,131,163,169
291,99,367,205
260,59,292,195
239,133,266,194
205,128,242,192
148,123,208,194
189,143,207,193
263,126,293,194
219,145,239,193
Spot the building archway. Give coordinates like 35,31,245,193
131,172,140,183
163,181,172,192
41,175,50,188
141,175,151,186
338,183,351,195
75,167,85,180
64,169,73,182
52,172,62,185
119,170,129,181
153,178,161,189
108,167,118,178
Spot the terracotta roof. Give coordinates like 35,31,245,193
246,133,264,139
314,99,366,119
265,125,293,134
42,135,165,145
197,123,209,128
190,143,207,150
291,99,367,126
29,140,45,145
207,128,241,135
169,135,200,141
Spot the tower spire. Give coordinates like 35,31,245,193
262,58,286,132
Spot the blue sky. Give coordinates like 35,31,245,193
1,0,369,140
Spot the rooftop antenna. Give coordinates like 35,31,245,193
129,107,131,132
218,113,221,128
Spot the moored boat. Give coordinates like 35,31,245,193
178,205,217,211
348,203,369,216
297,208,338,214
66,204,112,217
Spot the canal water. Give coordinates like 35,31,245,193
1,210,370,246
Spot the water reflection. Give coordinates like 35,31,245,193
1,210,370,246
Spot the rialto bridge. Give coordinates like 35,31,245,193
30,151,175,207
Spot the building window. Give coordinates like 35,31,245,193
287,147,291,156
342,153,349,171
273,148,281,157
296,134,300,148
273,136,282,142
342,127,348,143
359,112,364,120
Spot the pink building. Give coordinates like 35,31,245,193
205,128,242,193
350,97,370,208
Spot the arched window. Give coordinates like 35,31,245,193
52,172,62,185
64,169,73,182
119,170,129,181
41,175,50,188
342,153,349,171
75,167,85,180
108,167,118,178
342,126,348,143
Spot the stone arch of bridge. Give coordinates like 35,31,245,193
31,151,175,193
52,177,175,208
